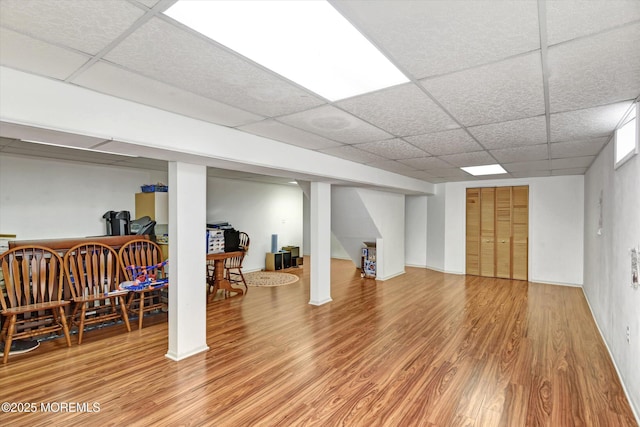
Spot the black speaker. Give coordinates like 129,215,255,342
282,251,292,269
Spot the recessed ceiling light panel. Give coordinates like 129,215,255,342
164,0,408,101
461,164,508,176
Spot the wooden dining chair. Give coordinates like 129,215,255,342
63,242,131,344
224,232,250,293
0,245,71,364
206,260,217,297
118,239,168,330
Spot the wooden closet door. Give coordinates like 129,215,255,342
480,187,495,277
512,186,529,280
495,186,512,278
465,188,480,275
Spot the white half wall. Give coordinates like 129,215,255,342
331,187,380,266
357,188,405,280
206,177,303,272
425,176,584,285
584,139,640,418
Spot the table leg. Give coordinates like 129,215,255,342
212,258,244,299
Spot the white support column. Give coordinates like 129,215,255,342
166,161,209,361
309,181,332,305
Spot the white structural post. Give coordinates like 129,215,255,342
309,181,332,305
166,161,209,361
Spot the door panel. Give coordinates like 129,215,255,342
466,185,528,280
495,187,512,279
480,187,495,277
466,188,480,275
512,186,529,280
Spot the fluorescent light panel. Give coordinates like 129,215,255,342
22,139,138,157
461,164,508,176
164,0,408,101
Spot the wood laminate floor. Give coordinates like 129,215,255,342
1,258,637,426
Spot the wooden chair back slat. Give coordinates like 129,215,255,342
0,246,65,308
1,245,71,363
225,233,250,269
64,243,122,297
48,256,58,302
119,240,165,281
1,257,16,309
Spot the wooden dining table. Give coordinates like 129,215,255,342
206,250,245,301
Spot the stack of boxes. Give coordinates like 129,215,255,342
361,242,376,278
206,228,225,254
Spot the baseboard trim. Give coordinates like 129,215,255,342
581,288,640,424
165,344,210,361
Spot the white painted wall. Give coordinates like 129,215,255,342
331,187,380,266
426,184,446,272
0,153,154,239
358,188,405,280
206,177,303,273
405,195,428,267
0,154,304,275
424,176,584,285
584,139,640,418
330,187,405,279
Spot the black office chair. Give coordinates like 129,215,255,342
130,216,156,236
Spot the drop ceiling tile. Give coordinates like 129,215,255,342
510,170,552,178
0,0,145,55
551,156,595,169
355,139,428,160
74,61,262,127
0,28,89,80
277,105,392,144
137,0,160,8
420,52,545,126
404,129,484,155
550,137,608,159
546,1,640,45
550,102,632,142
333,0,539,78
365,160,418,174
503,159,551,172
318,145,386,164
438,151,496,167
548,23,640,112
426,177,448,184
468,116,548,149
475,173,513,181
490,144,549,163
104,17,326,117
336,84,458,137
403,170,436,180
397,157,453,170
552,168,587,176
238,119,342,151
425,168,472,178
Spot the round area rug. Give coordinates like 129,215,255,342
245,271,299,287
